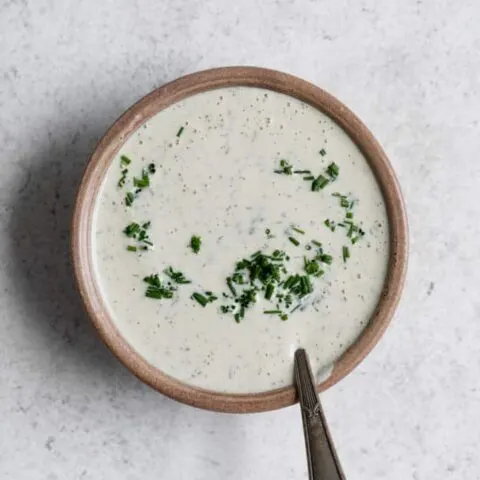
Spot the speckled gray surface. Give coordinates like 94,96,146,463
1,1,479,479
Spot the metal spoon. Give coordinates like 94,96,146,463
294,348,346,480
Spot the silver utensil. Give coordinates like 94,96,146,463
294,348,346,480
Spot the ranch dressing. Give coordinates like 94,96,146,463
92,87,389,394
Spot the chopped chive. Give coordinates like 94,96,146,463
133,169,150,189
192,292,208,307
299,275,313,296
292,226,305,235
176,126,185,137
236,305,246,322
190,235,201,254
118,169,129,188
120,155,131,167
326,162,339,179
125,192,135,206
145,287,165,299
305,275,313,293
164,267,191,284
265,283,275,300
123,222,141,237
226,277,237,296
288,236,300,246
287,275,300,291
304,258,320,275
311,240,322,247
274,159,293,175
143,274,161,287
282,275,295,290
343,246,350,262
293,170,311,174
144,274,175,300
346,212,353,219
319,254,333,265
148,163,156,174
232,273,244,284
312,174,329,191
351,236,360,244
303,175,315,181
347,223,357,238
319,148,327,156
263,310,288,321
126,245,137,252
324,219,336,232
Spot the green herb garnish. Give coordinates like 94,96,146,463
312,174,329,191
288,236,300,246
118,169,129,188
265,283,275,300
226,277,237,296
191,292,217,307
274,159,293,175
342,246,350,262
164,267,191,284
292,226,305,235
263,310,289,321
144,274,176,300
176,126,185,137
127,245,137,252
190,292,208,307
319,148,327,156
123,221,153,249
318,254,333,265
120,155,131,167
125,192,135,207
124,222,141,237
304,258,322,276
324,219,336,232
133,169,150,189
190,235,201,254
326,162,339,179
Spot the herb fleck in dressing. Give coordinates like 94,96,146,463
93,87,389,394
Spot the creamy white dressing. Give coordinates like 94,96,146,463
92,87,389,394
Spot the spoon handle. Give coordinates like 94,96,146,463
294,349,346,480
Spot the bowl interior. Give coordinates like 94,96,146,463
72,66,408,413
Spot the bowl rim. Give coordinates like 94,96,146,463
72,66,408,413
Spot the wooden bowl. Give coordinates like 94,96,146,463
72,67,408,413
